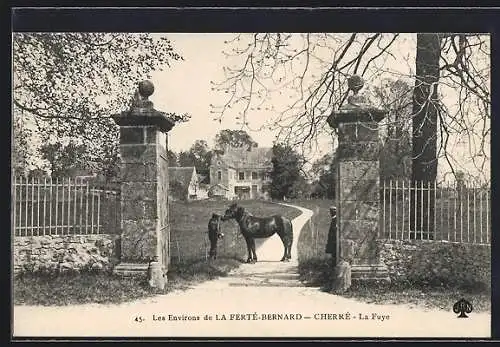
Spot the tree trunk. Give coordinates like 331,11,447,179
410,33,440,239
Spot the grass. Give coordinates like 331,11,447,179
291,199,491,313
13,257,243,306
342,282,491,312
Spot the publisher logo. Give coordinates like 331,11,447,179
453,298,473,318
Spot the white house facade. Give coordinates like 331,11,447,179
209,146,272,200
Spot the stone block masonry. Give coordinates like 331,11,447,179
13,234,120,274
112,80,174,289
327,75,390,284
378,240,491,290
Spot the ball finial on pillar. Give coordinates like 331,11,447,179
138,80,155,99
347,75,364,95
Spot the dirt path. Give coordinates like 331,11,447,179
13,203,490,338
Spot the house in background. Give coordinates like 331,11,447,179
196,174,210,200
208,183,230,199
168,167,199,201
209,146,273,200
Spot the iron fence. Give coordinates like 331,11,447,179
380,180,490,245
12,176,120,236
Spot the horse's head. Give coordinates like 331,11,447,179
223,203,245,221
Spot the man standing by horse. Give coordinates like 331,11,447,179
207,213,225,260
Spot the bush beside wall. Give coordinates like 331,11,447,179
378,240,491,291
14,234,120,274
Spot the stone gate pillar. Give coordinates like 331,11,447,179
327,75,390,282
112,81,174,289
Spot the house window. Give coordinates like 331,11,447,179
239,172,245,180
217,171,222,181
252,172,258,180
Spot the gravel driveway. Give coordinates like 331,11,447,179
13,203,490,338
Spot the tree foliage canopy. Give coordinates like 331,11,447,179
214,129,258,152
311,152,338,199
270,143,304,200
13,33,188,177
178,140,212,176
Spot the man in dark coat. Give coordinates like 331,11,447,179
208,213,224,260
325,206,337,266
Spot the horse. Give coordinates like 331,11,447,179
222,203,293,263
207,213,225,260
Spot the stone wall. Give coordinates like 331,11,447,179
378,240,491,290
13,234,120,274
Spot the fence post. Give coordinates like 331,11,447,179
480,188,483,244
327,75,390,284
112,81,175,290
12,175,16,236
73,178,77,235
25,176,29,237
486,188,490,243
389,180,392,239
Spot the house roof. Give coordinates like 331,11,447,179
213,147,272,169
209,183,229,191
168,167,196,187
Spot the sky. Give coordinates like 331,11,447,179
150,33,280,153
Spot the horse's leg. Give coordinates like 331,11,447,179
249,237,257,263
244,236,253,263
276,231,289,261
274,232,284,261
284,220,293,260
286,220,293,260
277,220,293,261
276,232,287,262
